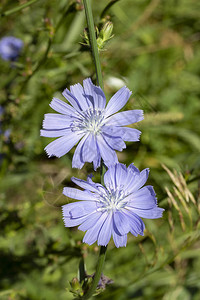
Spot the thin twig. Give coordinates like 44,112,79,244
0,0,40,17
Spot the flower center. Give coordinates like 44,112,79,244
71,108,105,135
98,188,127,213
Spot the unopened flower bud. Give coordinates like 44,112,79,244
100,22,114,41
70,277,81,291
97,21,114,51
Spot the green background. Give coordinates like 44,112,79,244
0,0,200,299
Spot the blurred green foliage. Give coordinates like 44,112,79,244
0,0,200,299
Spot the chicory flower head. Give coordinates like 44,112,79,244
62,163,164,247
41,78,143,169
0,36,23,61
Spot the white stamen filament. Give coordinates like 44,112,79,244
71,108,105,135
97,188,128,213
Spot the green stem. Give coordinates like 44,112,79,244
82,246,107,300
18,38,52,96
100,161,107,186
0,0,40,17
18,3,73,96
83,0,103,89
79,257,87,283
81,1,107,299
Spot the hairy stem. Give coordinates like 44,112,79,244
83,0,103,89
81,1,107,299
82,246,107,300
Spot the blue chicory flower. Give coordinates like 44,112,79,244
62,163,164,247
0,36,23,61
41,78,143,169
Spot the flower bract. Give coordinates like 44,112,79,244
0,36,23,61
41,78,143,169
62,163,164,247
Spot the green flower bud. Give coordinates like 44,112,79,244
70,277,81,291
80,28,90,47
100,22,114,41
81,22,114,51
97,21,114,51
